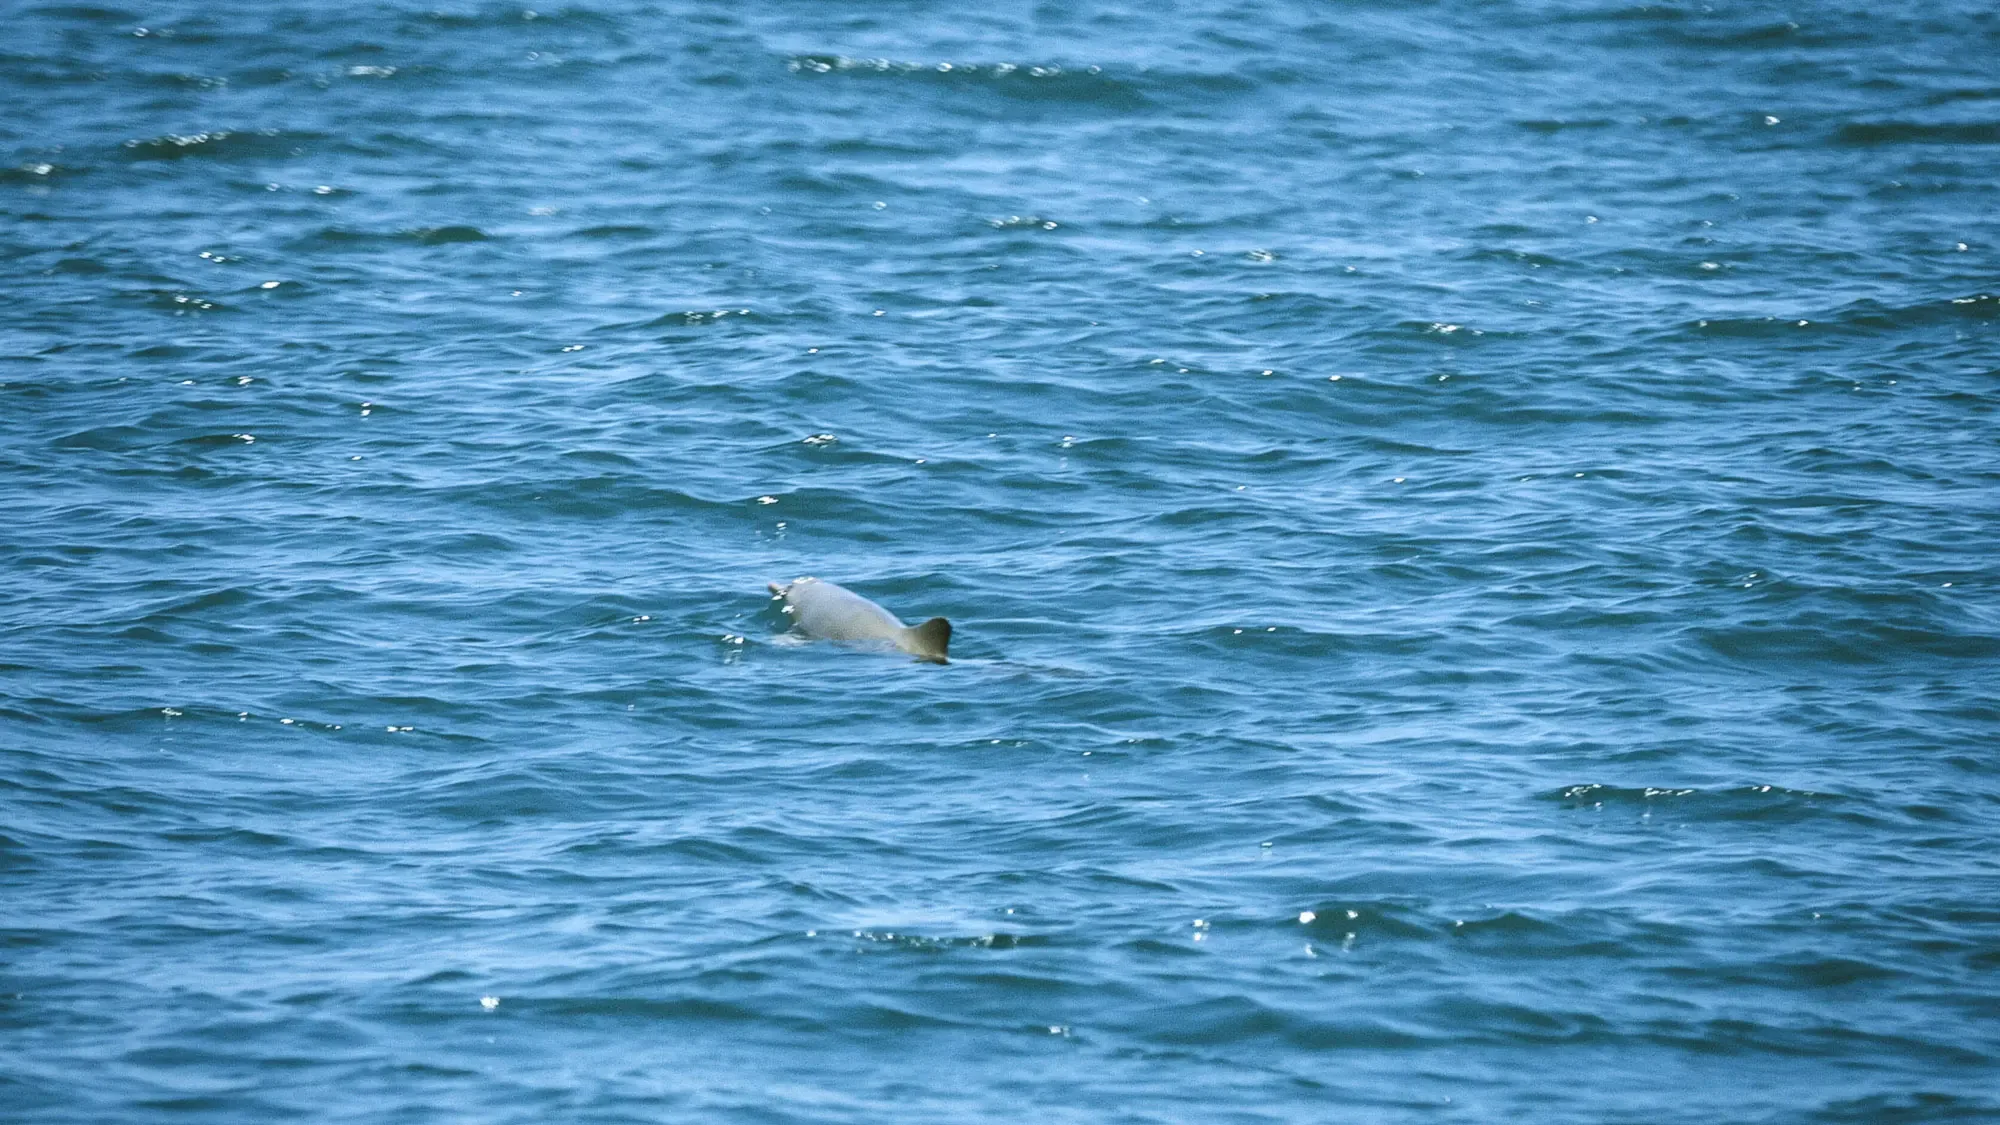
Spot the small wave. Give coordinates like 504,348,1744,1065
436,477,741,522
0,161,70,184
53,424,154,451
526,996,764,1023
1664,290,1992,340
1544,783,1856,824
836,929,1048,952
296,225,491,247
411,6,623,31
1652,19,1869,49
623,307,758,330
1364,319,1507,347
117,288,229,315
1136,995,1427,1050
1296,901,1435,942
1832,292,1999,330
784,55,1152,110
1554,5,1690,25
1459,246,1572,270
117,129,307,162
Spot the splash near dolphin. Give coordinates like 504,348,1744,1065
767,577,951,664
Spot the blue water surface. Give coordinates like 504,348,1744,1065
4,1,1999,1121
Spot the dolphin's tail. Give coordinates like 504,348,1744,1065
902,617,951,664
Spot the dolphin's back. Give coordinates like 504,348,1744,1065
770,577,950,663
785,577,905,642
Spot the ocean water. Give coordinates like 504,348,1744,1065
4,0,1998,1120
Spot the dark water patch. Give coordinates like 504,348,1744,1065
568,223,655,240
1677,314,1831,340
174,431,268,449
295,225,492,248
156,826,292,851
1516,118,1618,133
1693,620,2000,666
1829,292,2000,331
1424,996,1613,1044
1808,1092,2000,1124
1750,955,1904,989
1837,121,2000,146
1643,1017,1993,1064
131,69,234,91
412,225,490,245
53,424,156,452
25,5,140,21
1651,18,1870,49
1923,87,2000,107
1459,246,1574,275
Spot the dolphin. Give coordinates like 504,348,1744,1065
767,577,951,664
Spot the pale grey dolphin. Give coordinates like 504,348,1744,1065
766,577,951,664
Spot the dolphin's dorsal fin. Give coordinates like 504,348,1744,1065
903,616,951,663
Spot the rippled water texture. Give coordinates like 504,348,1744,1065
4,1,1998,1121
